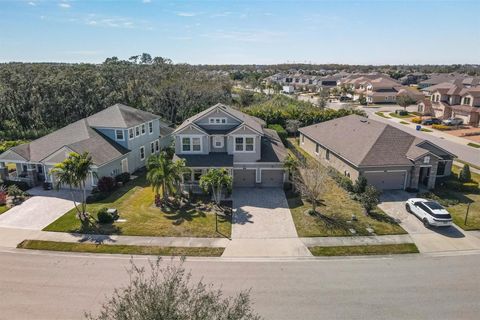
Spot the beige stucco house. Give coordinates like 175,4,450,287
298,115,456,191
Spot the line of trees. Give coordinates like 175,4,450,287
0,54,232,140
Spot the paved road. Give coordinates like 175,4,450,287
362,106,480,167
223,188,310,257
1,249,480,319
379,191,480,253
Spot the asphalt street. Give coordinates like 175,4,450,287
0,249,479,320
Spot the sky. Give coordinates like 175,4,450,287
0,0,479,65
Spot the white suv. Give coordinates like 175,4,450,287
405,198,453,228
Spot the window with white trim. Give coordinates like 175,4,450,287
148,121,153,134
423,156,430,164
129,128,134,140
150,142,155,154
115,129,124,141
209,117,227,125
135,126,140,137
193,169,202,181
213,136,224,148
155,139,159,152
234,136,254,152
181,137,202,152
140,146,145,160
141,124,146,135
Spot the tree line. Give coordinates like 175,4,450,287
0,54,232,140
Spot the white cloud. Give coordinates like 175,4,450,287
211,11,232,18
59,3,71,9
28,1,36,6
176,12,198,17
84,15,151,29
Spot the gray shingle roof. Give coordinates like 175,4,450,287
259,129,287,163
173,153,234,168
298,115,453,168
87,103,159,128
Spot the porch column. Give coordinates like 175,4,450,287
0,162,7,181
410,167,421,190
427,162,438,190
26,163,38,186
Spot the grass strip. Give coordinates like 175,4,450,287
308,243,419,256
467,142,480,149
399,121,410,125
375,112,390,118
421,128,433,132
17,240,225,257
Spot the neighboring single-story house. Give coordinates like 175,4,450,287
172,103,287,192
0,104,173,189
298,115,456,190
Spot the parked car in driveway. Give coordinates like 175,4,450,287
421,118,441,125
405,198,453,227
442,118,463,126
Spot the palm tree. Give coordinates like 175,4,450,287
146,152,185,206
51,152,93,227
199,168,232,207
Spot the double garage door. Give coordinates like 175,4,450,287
233,169,284,188
363,171,406,190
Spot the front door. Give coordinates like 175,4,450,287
121,158,129,173
419,167,431,187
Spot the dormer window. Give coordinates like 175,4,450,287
115,129,124,141
209,117,227,125
463,97,471,105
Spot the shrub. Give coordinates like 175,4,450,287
97,207,115,224
1,180,30,191
353,176,368,194
97,176,116,193
458,164,472,182
411,117,422,124
444,179,479,193
397,110,409,116
432,124,453,131
267,124,287,144
0,185,6,205
115,172,131,184
86,192,109,204
417,191,459,207
7,185,24,200
359,186,381,214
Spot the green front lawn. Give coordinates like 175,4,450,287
17,240,224,256
424,166,480,230
467,142,480,148
44,175,231,238
286,139,406,237
308,243,418,256
375,112,390,118
0,205,8,215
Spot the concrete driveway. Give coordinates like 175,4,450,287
223,188,311,257
379,191,480,253
0,187,75,230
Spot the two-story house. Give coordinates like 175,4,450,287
419,80,480,126
0,104,173,189
172,103,287,191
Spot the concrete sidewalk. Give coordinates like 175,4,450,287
300,234,413,247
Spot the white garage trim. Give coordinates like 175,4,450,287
363,169,408,190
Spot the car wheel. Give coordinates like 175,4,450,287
405,203,412,213
423,218,430,228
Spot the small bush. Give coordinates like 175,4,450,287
97,207,115,224
458,164,471,182
267,124,288,145
86,192,109,204
432,124,453,131
353,176,368,194
7,185,24,199
1,180,30,191
327,167,353,192
411,117,422,124
97,176,116,193
417,191,459,207
115,172,131,184
443,179,479,193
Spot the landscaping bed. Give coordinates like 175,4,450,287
44,175,232,238
286,139,406,237
419,166,479,230
17,240,224,256
308,243,418,256
0,205,8,215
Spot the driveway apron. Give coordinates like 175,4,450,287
223,188,311,257
379,191,480,253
